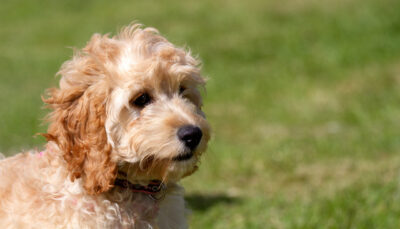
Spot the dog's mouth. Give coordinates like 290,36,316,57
173,151,194,161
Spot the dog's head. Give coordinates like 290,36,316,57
43,24,210,195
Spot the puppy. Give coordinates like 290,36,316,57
0,23,210,229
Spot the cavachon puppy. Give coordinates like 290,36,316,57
0,23,210,229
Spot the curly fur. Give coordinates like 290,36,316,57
0,23,210,228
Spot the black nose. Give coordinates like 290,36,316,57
177,125,203,150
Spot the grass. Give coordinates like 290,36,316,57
1,0,400,228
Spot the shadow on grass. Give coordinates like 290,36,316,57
185,193,241,212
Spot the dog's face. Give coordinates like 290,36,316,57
105,30,210,183
44,25,210,194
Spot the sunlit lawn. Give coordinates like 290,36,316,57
1,0,400,228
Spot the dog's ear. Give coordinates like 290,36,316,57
42,34,119,195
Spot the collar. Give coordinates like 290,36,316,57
114,178,166,200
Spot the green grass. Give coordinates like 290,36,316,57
1,0,400,228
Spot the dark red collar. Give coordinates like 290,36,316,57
114,178,165,195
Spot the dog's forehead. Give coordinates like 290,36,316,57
113,48,202,91
115,61,184,92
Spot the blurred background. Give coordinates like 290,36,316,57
1,0,400,228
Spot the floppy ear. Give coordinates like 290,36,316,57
43,34,119,195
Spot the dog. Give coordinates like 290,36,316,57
0,23,210,228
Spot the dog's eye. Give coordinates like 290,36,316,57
131,93,152,108
179,86,186,94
